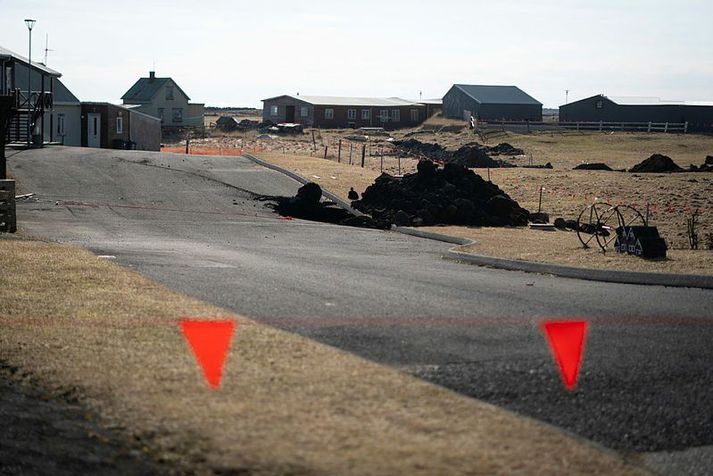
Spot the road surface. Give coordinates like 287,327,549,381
10,147,713,473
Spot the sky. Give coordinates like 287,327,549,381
1,0,711,108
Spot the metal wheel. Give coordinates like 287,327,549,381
577,203,646,252
577,202,616,251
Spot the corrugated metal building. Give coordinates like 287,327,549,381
442,84,542,121
261,95,428,129
559,95,713,132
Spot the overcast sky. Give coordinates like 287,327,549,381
1,0,711,108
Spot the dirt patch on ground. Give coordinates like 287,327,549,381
0,239,646,475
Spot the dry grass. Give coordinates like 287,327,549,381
254,134,713,274
425,226,713,275
0,239,646,475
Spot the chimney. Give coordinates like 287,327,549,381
149,71,155,81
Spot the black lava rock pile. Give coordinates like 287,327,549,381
629,154,684,173
265,183,387,229
573,163,614,171
393,139,520,168
352,160,530,227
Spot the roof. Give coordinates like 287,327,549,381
262,95,423,107
449,84,542,105
567,94,713,107
81,101,161,121
53,78,80,104
0,45,62,76
121,75,190,102
607,96,713,107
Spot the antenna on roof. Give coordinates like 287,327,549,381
419,91,422,100
565,89,569,104
44,34,54,66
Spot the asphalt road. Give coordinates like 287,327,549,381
10,147,713,469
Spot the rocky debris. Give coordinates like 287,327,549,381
522,162,554,169
264,183,387,229
688,156,713,172
706,155,713,166
392,139,450,161
487,142,525,156
529,212,550,224
629,154,684,173
392,139,534,168
574,163,613,171
352,160,530,227
450,144,517,168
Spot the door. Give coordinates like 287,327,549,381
87,113,101,148
285,105,295,123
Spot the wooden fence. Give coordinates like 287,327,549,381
0,179,16,233
480,120,688,134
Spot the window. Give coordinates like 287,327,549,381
92,116,98,135
116,116,123,134
347,109,356,120
595,100,603,109
391,109,400,122
157,108,165,123
57,113,65,135
270,105,279,116
410,109,419,122
325,108,334,120
165,86,174,100
380,109,389,122
300,106,309,117
172,108,183,123
362,109,370,120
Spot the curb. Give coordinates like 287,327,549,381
394,226,713,290
243,153,365,216
242,154,713,290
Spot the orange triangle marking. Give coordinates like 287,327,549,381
541,320,588,391
180,319,236,390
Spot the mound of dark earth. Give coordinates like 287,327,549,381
263,183,387,229
573,163,613,171
392,139,518,168
629,154,684,173
352,160,530,227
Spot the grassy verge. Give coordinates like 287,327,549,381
0,239,645,475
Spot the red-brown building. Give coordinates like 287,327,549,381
261,95,431,129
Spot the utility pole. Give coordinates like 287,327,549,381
25,19,36,147
565,89,569,105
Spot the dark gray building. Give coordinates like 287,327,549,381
559,95,713,132
442,84,542,122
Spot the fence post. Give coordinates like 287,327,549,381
647,122,652,133
380,146,383,172
324,145,328,160
0,179,17,233
361,144,366,168
599,120,602,132
684,121,688,133
664,122,669,133
338,139,342,163
577,122,580,132
349,143,353,165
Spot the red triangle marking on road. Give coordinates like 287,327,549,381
180,319,236,390
541,320,588,391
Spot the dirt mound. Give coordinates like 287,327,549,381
450,144,517,168
392,139,450,160
392,139,518,167
487,143,524,156
629,154,684,173
352,160,530,227
574,163,613,171
264,183,387,229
